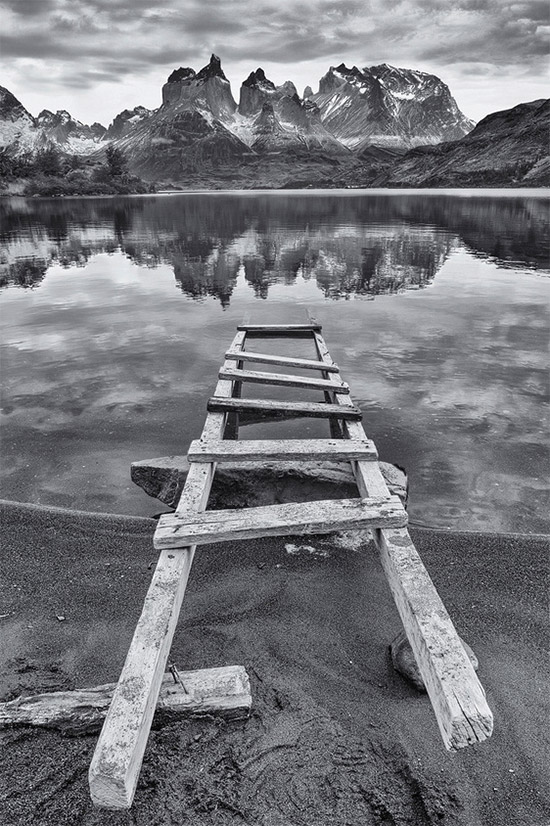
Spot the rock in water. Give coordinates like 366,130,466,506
390,629,479,692
131,457,408,510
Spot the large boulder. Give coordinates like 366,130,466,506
131,456,408,511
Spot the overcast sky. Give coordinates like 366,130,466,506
1,0,548,126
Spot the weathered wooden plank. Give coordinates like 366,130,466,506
219,367,349,394
311,330,493,750
187,438,377,463
207,397,362,420
226,350,339,372
237,323,321,333
376,529,493,748
154,495,407,548
89,331,247,810
1,666,251,734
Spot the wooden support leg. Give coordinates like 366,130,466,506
223,358,243,440
311,329,493,750
88,331,247,809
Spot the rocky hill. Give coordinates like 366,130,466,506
310,63,474,149
0,86,106,156
104,107,152,140
1,57,548,189
370,98,550,187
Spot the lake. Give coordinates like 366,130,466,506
1,189,548,534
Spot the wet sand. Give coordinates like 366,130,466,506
0,500,548,826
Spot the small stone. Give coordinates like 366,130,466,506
55,615,66,622
390,629,479,692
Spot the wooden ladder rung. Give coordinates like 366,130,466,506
219,367,350,394
237,323,322,333
154,496,407,548
225,350,339,373
207,397,362,420
187,438,378,463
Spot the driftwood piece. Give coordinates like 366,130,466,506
0,666,251,735
154,495,407,549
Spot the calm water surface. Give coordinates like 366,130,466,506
1,190,548,533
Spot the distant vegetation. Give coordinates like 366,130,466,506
0,145,155,196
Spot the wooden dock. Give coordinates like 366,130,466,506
88,318,493,809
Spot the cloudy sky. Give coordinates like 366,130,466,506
1,0,548,126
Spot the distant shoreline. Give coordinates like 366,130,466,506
2,185,549,200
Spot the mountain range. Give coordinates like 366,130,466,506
1,54,548,188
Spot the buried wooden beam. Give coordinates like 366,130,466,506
88,331,246,810
187,437,378,464
311,329,493,750
207,396,362,420
154,495,407,549
0,666,251,735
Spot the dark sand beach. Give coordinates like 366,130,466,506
0,500,548,826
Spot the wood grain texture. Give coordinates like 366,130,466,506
237,323,322,333
1,666,251,734
225,350,339,372
187,438,377,463
89,331,247,810
219,367,350,394
207,397,362,420
311,330,493,750
154,495,407,548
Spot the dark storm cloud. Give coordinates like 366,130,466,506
1,0,56,15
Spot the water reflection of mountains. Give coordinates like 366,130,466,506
1,194,547,303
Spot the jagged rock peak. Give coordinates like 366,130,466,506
106,106,151,139
37,109,75,125
90,122,107,138
0,86,34,122
303,86,313,99
167,55,228,85
167,66,196,84
278,80,298,98
196,54,227,82
314,60,474,149
243,68,276,90
333,63,362,78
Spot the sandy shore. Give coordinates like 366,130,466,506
0,499,548,826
